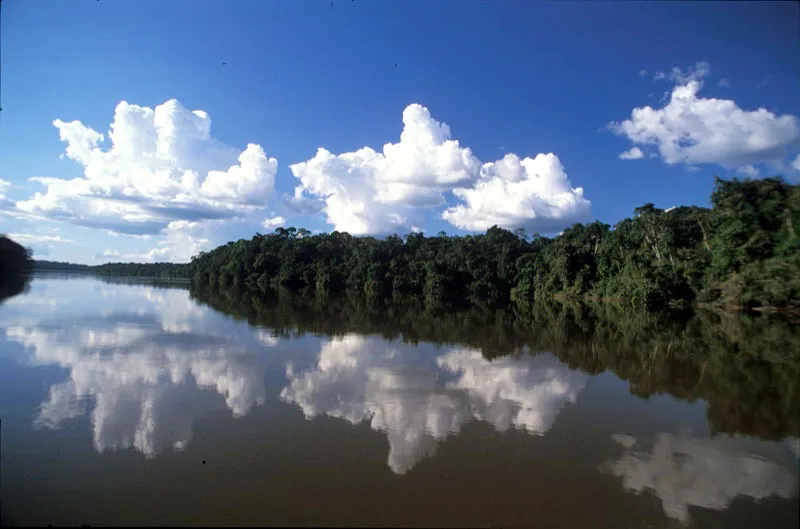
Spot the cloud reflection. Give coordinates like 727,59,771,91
281,335,588,474
3,286,272,458
605,433,799,523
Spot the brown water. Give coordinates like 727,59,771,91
0,276,797,527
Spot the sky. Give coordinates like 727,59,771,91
0,0,798,264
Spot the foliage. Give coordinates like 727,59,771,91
91,262,189,279
32,260,189,279
190,178,799,312
34,260,91,272
0,235,33,303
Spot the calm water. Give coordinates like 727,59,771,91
0,276,797,527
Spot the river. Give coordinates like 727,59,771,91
0,275,797,527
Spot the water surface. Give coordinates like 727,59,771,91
0,276,797,527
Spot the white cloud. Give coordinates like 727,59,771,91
143,220,210,262
282,185,325,215
262,215,285,229
441,153,591,233
98,248,121,259
255,330,279,347
6,233,75,245
281,335,587,474
5,231,75,259
718,78,731,88
638,69,648,78
792,154,800,172
16,99,278,236
653,62,710,85
618,147,645,160
291,104,590,235
0,178,10,200
107,220,211,263
605,433,798,523
290,104,481,235
668,61,711,84
738,164,760,178
611,65,800,169
0,179,15,215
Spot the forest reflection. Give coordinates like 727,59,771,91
191,286,800,441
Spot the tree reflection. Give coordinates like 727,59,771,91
191,286,800,439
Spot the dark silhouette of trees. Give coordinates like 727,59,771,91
0,235,33,302
33,260,189,278
91,262,189,279
34,260,90,272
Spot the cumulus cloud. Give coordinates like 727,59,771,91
290,104,480,235
611,64,800,171
97,220,212,263
718,78,731,88
441,153,591,233
618,147,645,160
2,285,275,458
16,99,278,237
291,104,590,235
281,335,587,474
141,220,211,262
605,433,799,523
262,215,286,229
792,155,800,172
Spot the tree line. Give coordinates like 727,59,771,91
190,177,799,312
0,235,34,303
34,260,90,272
33,260,189,279
91,262,189,279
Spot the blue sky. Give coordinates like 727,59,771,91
1,0,798,263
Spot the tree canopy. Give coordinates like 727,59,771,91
190,177,799,312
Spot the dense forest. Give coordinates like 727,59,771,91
33,260,189,278
190,177,799,312
0,235,34,303
91,262,189,279
191,286,799,440
34,260,91,272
